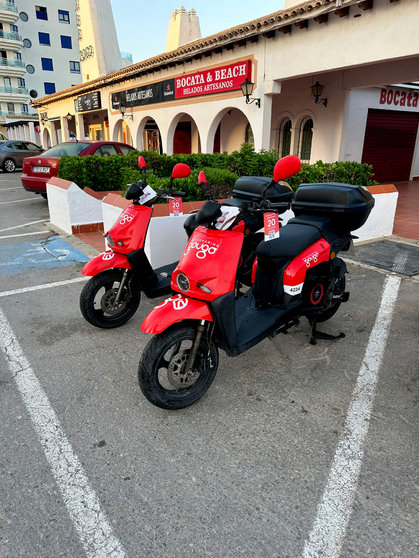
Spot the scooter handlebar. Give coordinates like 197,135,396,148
156,189,186,197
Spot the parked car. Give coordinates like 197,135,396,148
21,140,135,197
0,140,43,173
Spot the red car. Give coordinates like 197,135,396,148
21,140,135,197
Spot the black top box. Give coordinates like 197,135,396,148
232,176,294,204
292,182,375,232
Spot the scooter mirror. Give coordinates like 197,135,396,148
273,155,301,183
138,156,147,171
172,163,191,179
198,171,207,188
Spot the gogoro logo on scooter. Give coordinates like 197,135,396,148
156,294,188,311
119,213,134,225
303,251,319,267
184,239,220,259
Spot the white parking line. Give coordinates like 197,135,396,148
0,187,24,191
0,198,36,205
0,307,126,558
0,276,88,298
0,231,46,239
0,219,48,233
302,274,401,558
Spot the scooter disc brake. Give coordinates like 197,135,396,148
167,351,200,389
100,288,127,315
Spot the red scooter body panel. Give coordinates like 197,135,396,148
171,226,244,301
81,251,131,276
106,204,153,254
141,294,213,334
283,239,331,296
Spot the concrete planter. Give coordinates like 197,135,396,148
46,178,399,265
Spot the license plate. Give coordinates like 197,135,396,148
33,166,50,173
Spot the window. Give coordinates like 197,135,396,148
10,24,18,33
26,64,35,74
69,60,80,73
279,119,292,157
119,145,134,155
19,12,28,22
18,77,25,87
35,6,48,20
299,118,313,162
95,145,119,157
22,104,29,113
23,38,32,48
60,35,72,49
3,77,11,89
14,52,22,61
244,122,254,146
38,32,50,46
44,82,56,94
7,103,15,114
26,142,41,150
58,10,70,23
41,57,53,71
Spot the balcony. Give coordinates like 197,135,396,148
0,2,19,23
0,85,28,103
0,58,25,76
0,30,23,49
0,86,27,94
0,58,24,67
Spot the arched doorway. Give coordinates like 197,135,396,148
112,119,133,146
209,108,254,153
136,117,162,153
168,113,201,155
42,127,51,149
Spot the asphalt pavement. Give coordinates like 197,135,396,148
0,173,417,558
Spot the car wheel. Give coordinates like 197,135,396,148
2,158,16,173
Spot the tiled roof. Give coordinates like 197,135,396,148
31,0,365,107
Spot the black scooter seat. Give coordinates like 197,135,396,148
257,222,321,261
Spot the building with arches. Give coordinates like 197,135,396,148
32,0,419,182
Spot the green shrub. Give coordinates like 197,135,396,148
58,144,377,198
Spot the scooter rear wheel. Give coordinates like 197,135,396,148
80,269,141,328
138,324,219,409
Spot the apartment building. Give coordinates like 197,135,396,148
0,0,81,141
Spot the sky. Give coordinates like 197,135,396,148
110,0,285,63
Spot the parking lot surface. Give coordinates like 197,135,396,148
0,174,418,558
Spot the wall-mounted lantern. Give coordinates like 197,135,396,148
311,81,327,107
240,78,261,108
119,103,133,120
66,112,72,121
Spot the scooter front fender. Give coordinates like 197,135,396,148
141,294,213,334
81,251,131,277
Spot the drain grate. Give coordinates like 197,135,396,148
348,240,419,276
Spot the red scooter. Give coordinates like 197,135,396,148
138,155,375,409
79,157,190,328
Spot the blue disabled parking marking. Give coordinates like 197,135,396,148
0,236,89,275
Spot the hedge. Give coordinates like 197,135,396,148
58,143,377,199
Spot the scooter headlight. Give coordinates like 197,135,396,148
176,272,190,292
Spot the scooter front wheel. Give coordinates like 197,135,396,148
80,269,141,328
138,324,219,409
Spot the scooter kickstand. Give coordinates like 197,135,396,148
309,317,345,345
